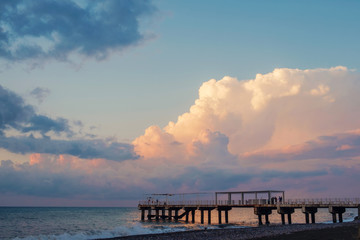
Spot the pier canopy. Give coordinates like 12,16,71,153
215,190,285,204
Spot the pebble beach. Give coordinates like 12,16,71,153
99,220,360,240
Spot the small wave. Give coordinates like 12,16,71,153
12,222,195,240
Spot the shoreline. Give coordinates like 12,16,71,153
96,220,360,240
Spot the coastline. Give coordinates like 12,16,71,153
97,220,360,240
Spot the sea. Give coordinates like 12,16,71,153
0,207,357,240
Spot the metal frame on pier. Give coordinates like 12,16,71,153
215,190,285,204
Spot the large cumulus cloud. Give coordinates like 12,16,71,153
0,0,156,62
130,66,360,196
134,66,360,157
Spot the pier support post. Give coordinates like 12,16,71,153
192,210,196,223
174,209,179,222
281,214,285,225
265,214,270,225
199,207,215,224
332,213,337,223
155,209,159,220
185,211,189,223
329,206,345,223
258,215,263,225
287,213,292,225
305,212,309,224
311,213,316,224
255,207,273,226
218,209,222,224
147,209,152,220
208,210,212,224
161,209,166,219
201,210,204,224
225,210,229,224
302,207,317,224
168,209,172,220
141,209,145,221
277,207,294,225
339,213,343,223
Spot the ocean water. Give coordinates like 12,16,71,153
0,207,357,240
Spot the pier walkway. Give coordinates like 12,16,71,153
138,190,360,225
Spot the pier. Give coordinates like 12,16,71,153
138,190,360,225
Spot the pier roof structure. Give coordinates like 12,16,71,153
215,190,285,203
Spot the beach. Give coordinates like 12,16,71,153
100,221,360,240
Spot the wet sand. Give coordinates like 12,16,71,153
97,221,360,240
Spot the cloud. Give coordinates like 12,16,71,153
0,84,72,135
0,136,137,161
0,158,144,199
0,156,335,201
30,87,50,103
0,0,156,62
129,66,360,196
3,66,360,203
134,66,360,157
242,130,360,163
0,84,137,161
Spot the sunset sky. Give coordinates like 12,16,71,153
1,0,360,206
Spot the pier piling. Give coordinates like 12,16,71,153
208,209,212,224
265,214,270,225
155,209,159,220
218,209,222,224
277,207,294,225
200,210,204,224
305,212,309,224
141,209,145,221
258,214,263,225
255,207,273,225
311,213,316,223
281,214,285,225
302,207,317,224
329,206,346,223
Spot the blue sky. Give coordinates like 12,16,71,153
1,0,360,206
2,0,359,141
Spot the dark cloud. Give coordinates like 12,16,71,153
0,0,156,62
259,169,328,182
0,84,137,161
0,84,34,133
149,167,330,193
0,84,72,135
0,136,138,161
0,160,143,199
30,87,50,103
23,115,71,135
148,167,251,192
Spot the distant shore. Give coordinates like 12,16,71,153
97,220,360,240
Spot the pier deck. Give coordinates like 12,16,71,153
138,191,360,225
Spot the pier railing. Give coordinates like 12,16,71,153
139,198,360,206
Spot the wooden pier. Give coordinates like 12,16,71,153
138,190,360,225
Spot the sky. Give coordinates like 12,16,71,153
1,0,360,206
